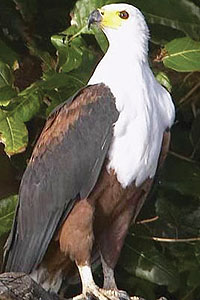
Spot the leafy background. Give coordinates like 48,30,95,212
0,0,200,299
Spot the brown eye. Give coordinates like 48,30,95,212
119,10,129,19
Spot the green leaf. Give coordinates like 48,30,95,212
161,154,200,197
12,85,43,122
51,35,69,69
0,84,43,155
135,250,178,290
122,237,179,291
163,37,200,72
72,0,107,30
0,62,14,88
28,43,55,72
54,0,108,57
0,195,18,235
149,24,185,45
188,268,200,288
156,190,200,237
0,40,19,66
62,38,83,72
0,86,17,106
0,109,28,155
41,72,84,90
68,47,99,84
51,35,83,72
92,27,108,53
71,0,109,52
45,90,63,116
43,73,85,115
156,71,172,92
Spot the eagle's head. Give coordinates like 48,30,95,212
88,3,149,55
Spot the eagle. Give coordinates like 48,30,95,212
3,3,175,300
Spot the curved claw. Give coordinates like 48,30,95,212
73,286,110,300
118,290,130,300
73,287,131,300
73,294,86,300
100,288,130,300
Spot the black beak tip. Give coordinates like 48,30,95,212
88,9,102,29
88,17,93,30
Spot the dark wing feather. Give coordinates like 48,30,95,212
3,83,119,273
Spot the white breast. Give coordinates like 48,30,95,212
89,51,175,188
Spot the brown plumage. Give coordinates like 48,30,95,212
3,84,119,274
40,162,153,281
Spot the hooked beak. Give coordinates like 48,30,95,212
88,9,103,29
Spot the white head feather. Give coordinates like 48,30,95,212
100,3,150,61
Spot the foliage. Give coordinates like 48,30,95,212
0,0,200,299
0,195,17,235
163,37,200,72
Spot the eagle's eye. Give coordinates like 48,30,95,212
119,10,129,19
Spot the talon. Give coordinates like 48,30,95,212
130,297,145,300
73,294,87,300
83,286,110,300
100,288,130,300
118,290,130,300
86,293,98,300
77,265,109,300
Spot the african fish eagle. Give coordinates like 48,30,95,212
3,3,175,300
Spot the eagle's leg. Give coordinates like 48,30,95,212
98,206,135,300
98,181,152,300
101,255,117,290
59,199,109,300
100,256,130,300
75,260,124,300
75,264,111,300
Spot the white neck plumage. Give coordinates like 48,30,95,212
89,30,151,113
88,23,174,188
89,19,150,93
103,20,149,63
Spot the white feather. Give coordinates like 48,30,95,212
89,4,175,187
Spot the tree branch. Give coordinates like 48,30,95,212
0,272,61,300
0,272,168,300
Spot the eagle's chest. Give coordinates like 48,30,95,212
106,102,163,188
89,57,174,189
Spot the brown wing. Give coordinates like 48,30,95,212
3,83,119,273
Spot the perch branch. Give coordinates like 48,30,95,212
0,272,168,300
